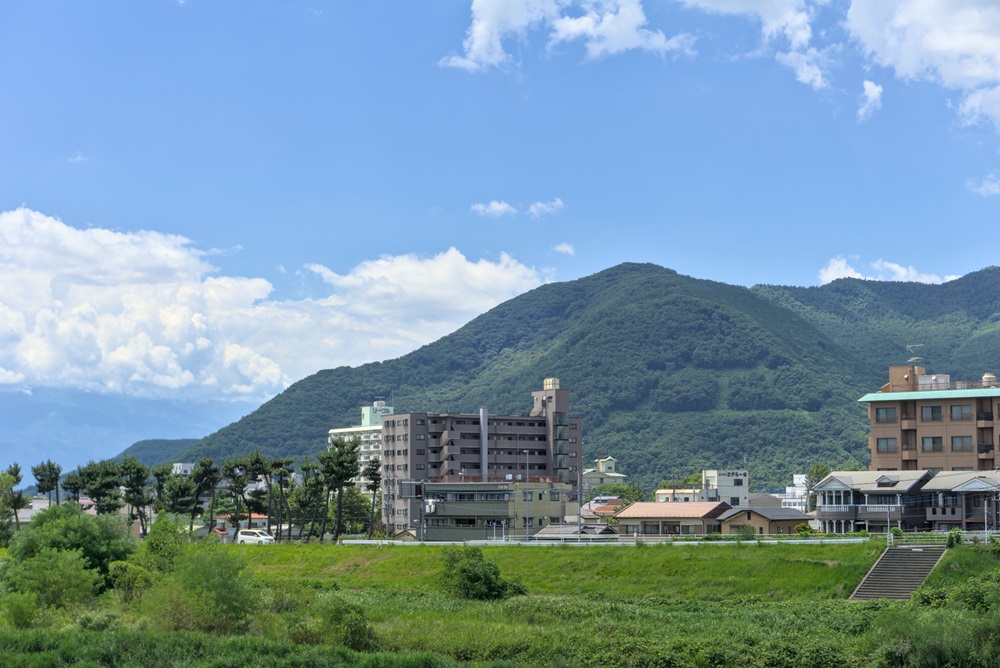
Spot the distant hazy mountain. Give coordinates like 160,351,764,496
0,387,249,482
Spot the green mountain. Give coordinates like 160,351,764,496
115,439,199,468
165,263,885,491
148,263,1000,492
752,266,1000,381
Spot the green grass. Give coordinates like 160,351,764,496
4,542,1000,667
245,541,881,601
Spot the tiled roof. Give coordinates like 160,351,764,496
718,507,810,522
921,471,1000,492
815,470,930,493
614,502,729,519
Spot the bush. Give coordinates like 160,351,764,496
794,523,813,536
1,547,100,608
316,595,379,652
0,592,38,629
134,514,186,573
140,541,258,633
440,547,526,601
109,560,155,605
6,503,133,587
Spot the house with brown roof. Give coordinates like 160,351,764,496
718,507,811,535
614,501,730,538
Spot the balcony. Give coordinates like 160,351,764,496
816,505,857,520
857,504,902,521
978,411,995,427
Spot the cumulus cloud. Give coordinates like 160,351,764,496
857,79,883,121
819,256,959,285
680,0,829,89
967,172,1000,196
0,208,545,402
441,0,693,71
471,200,518,217
527,197,565,217
553,242,575,256
550,0,696,60
846,1,1000,130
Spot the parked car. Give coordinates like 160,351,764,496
236,529,274,544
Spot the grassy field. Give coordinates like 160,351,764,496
3,540,1000,667
246,541,881,600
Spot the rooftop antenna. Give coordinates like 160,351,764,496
906,343,923,365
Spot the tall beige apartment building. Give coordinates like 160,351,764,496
862,365,1000,472
381,378,583,533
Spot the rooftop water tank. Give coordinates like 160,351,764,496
984,373,997,388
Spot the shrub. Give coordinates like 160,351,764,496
109,560,155,605
134,514,187,573
140,541,258,633
1,547,100,608
440,547,527,601
0,592,38,629
6,503,133,586
736,526,755,541
77,609,121,632
316,595,379,652
794,523,813,536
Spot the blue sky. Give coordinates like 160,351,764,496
4,1,1000,466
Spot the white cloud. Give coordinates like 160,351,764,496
527,197,565,217
0,208,545,403
471,200,518,216
553,242,575,256
68,151,88,164
858,79,883,121
441,0,693,71
967,172,1000,196
550,0,696,60
680,0,828,88
819,256,957,285
846,1,1000,130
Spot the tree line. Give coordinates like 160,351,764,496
0,435,383,545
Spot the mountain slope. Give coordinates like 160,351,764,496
752,266,1000,379
171,263,875,490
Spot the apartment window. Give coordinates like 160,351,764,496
951,435,973,452
569,452,578,458
875,407,897,423
730,497,741,506
523,491,532,502
549,490,560,501
734,479,744,486
951,405,973,421
416,434,425,440
921,405,943,422
876,438,898,453
922,436,944,452
416,464,425,470
953,467,974,472
416,449,425,456
416,419,425,425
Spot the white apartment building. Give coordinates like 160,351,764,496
329,400,394,486
656,469,750,507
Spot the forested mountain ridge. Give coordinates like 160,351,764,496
159,263,1000,492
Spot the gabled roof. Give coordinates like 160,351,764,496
717,507,811,522
813,470,931,493
921,470,1000,492
614,502,730,520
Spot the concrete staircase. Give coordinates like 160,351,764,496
851,545,947,600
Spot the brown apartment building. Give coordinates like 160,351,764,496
862,365,1000,473
380,378,583,533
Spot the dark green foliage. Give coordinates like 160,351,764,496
7,503,134,586
108,561,155,605
140,541,259,633
116,263,1000,493
134,514,187,574
114,438,199,467
1,547,101,607
440,547,526,600
75,459,124,515
0,591,37,629
588,483,644,503
316,595,379,652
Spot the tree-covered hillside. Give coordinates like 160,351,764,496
168,263,881,491
752,266,1000,381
